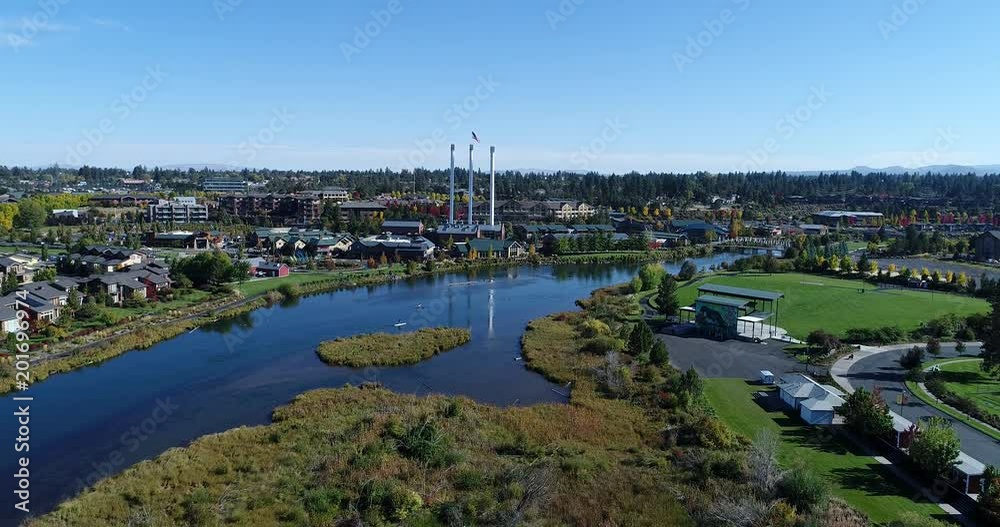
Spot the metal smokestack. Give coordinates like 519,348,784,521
489,146,496,226
449,144,456,224
468,144,474,225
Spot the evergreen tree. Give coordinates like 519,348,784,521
656,274,679,318
626,321,654,357
983,291,1000,375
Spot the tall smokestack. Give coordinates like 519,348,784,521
468,144,474,225
489,146,496,226
449,144,455,224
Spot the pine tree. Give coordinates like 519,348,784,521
627,321,654,358
657,274,679,318
982,291,1000,375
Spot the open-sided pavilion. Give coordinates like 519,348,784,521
679,283,785,340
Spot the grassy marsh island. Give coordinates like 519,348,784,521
316,327,472,367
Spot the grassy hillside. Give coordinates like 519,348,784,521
677,272,986,338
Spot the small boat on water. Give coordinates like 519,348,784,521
393,321,408,328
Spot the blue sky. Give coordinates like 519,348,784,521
1,0,998,173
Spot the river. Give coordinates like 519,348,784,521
0,255,738,518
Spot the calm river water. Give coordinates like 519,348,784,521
0,255,738,518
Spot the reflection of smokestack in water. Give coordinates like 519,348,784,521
468,144,475,225
449,144,456,224
489,146,496,226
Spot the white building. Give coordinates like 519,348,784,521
777,373,845,425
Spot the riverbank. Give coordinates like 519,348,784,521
28,286,699,526
316,327,471,367
1,248,710,396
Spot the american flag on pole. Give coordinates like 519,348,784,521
472,131,480,144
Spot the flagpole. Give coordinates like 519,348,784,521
449,144,455,224
468,144,474,225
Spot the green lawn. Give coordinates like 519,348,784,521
233,266,405,298
936,359,1000,413
106,289,213,318
704,379,945,524
678,272,986,338
904,358,1000,441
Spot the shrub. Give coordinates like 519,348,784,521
629,276,643,294
926,337,942,356
650,340,669,366
580,336,623,355
394,418,454,468
678,260,697,281
777,466,830,513
909,417,960,477
889,511,954,527
899,346,925,369
638,263,665,291
276,282,301,298
579,318,611,338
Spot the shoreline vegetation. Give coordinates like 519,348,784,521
0,246,708,396
316,327,471,367
29,283,946,526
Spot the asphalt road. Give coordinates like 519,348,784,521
843,344,1000,465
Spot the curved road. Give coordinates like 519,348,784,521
839,343,1000,465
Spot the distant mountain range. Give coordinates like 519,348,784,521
26,163,1000,176
791,164,1000,176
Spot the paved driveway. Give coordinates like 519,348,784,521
661,334,805,380
842,344,1000,465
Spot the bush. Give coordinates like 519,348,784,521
580,336,623,355
393,418,454,468
579,318,611,338
650,340,669,366
899,346,925,369
778,466,830,513
678,260,697,281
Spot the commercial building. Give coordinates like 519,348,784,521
147,197,209,223
811,211,884,228
352,235,435,261
202,179,249,193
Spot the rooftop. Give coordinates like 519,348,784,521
698,284,784,302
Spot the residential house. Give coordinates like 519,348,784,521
433,224,483,245
800,224,830,236
974,231,1000,262
0,305,20,334
255,262,290,278
457,239,527,259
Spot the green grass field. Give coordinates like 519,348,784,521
704,379,945,524
678,272,986,338
936,359,1000,413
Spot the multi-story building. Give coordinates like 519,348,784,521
217,193,324,225
202,179,249,193
475,199,597,223
339,201,387,222
302,187,351,202
811,211,884,228
147,197,209,223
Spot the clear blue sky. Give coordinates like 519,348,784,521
2,0,998,173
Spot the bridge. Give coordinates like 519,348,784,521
714,236,790,256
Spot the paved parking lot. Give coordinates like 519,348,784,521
661,333,804,379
